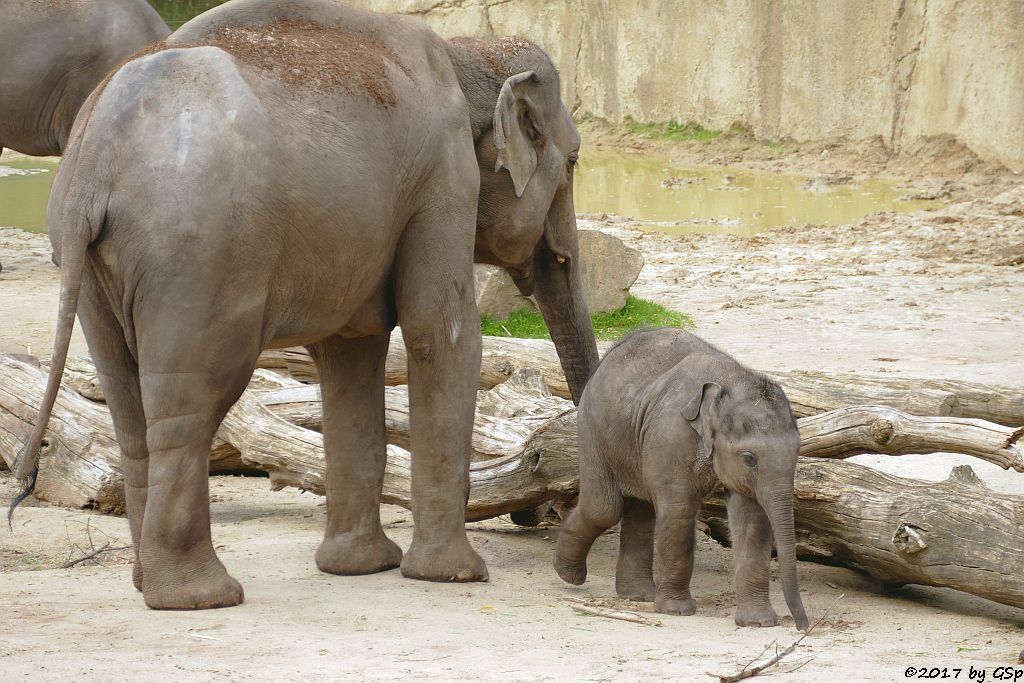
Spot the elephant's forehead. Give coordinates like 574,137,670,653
718,401,793,436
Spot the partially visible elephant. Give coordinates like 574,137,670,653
553,328,810,631
0,0,170,157
13,0,599,610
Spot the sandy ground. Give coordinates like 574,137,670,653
2,137,1023,679
3,476,1023,681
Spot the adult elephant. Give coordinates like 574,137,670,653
0,0,170,156
12,0,599,610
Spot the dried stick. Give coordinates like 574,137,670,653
564,597,663,626
60,541,130,569
707,594,844,683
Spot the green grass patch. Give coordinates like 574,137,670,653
481,296,693,341
624,119,721,142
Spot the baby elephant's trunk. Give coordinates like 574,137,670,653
763,490,810,631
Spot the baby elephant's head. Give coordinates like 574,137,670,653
683,375,809,630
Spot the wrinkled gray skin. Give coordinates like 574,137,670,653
15,0,598,609
553,328,810,631
0,0,170,156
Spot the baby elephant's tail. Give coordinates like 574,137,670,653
8,202,98,527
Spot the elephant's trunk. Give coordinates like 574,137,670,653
762,489,810,631
531,187,600,405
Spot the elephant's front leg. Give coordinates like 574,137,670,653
394,210,487,582
652,496,699,615
310,334,402,575
727,492,779,627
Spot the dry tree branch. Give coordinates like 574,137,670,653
707,594,844,683
60,541,129,568
564,597,663,626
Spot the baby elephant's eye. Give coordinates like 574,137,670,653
741,451,757,468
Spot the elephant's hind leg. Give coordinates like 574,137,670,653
309,334,402,575
77,280,148,592
134,303,260,609
553,428,622,586
616,499,656,601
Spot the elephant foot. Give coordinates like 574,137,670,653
132,559,144,592
553,551,588,585
735,603,779,628
316,531,402,575
616,576,656,602
401,536,488,583
142,559,244,610
655,593,696,616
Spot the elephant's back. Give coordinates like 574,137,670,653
168,0,462,109
0,0,169,154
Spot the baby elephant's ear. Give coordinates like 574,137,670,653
683,382,721,422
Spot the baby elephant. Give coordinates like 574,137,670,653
554,328,809,630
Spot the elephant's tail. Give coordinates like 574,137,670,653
8,204,96,528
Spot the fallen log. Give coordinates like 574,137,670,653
0,355,123,512
798,405,1024,472
258,385,1024,473
227,370,581,520
0,356,261,513
7,353,1024,507
767,370,1024,425
5,354,1024,609
256,330,580,398
256,333,1024,425
698,462,1024,609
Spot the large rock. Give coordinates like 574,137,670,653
475,229,644,319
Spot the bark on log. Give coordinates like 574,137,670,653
0,356,259,513
798,405,1024,472
698,461,1024,609
221,370,581,520
767,370,1024,425
0,355,123,512
256,330,580,399
257,334,1024,426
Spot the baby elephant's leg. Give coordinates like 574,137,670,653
616,499,656,601
553,454,622,585
652,497,699,615
728,492,779,627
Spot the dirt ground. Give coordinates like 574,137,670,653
2,136,1023,680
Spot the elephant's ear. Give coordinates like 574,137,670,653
493,70,541,198
683,382,721,458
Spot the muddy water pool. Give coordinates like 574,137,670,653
573,150,941,235
0,150,941,236
0,158,60,234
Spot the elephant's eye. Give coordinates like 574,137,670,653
567,154,579,170
741,451,757,468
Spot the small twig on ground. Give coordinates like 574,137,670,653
60,541,130,569
706,594,844,683
564,597,663,627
